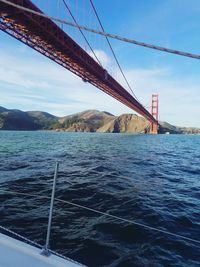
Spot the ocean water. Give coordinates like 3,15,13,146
0,131,200,266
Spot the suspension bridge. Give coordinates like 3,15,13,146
0,0,173,134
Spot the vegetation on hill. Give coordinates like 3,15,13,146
0,106,199,134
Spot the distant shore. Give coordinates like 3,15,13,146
0,106,200,134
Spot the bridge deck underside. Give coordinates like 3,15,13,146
0,0,157,124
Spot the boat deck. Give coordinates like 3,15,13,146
0,233,85,267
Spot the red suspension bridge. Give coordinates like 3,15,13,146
0,0,160,133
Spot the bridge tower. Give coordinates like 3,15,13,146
150,94,159,134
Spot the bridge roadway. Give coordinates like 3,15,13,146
0,0,157,126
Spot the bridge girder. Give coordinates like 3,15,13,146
0,0,157,124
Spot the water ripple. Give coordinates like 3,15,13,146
0,132,200,266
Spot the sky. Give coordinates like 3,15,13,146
0,0,200,127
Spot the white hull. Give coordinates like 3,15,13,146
0,233,85,267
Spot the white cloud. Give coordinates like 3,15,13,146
0,47,132,115
88,49,113,69
0,43,199,127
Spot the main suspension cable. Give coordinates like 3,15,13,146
62,0,102,66
1,0,200,60
89,0,138,100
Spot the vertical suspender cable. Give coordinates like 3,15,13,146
89,0,140,101
62,0,102,66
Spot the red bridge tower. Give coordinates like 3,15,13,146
150,94,159,134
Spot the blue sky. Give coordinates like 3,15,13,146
0,0,200,126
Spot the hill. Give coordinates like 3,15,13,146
159,121,200,134
0,106,199,134
0,107,57,130
57,110,115,132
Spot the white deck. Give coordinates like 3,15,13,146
0,233,85,267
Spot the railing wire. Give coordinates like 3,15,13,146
0,189,200,246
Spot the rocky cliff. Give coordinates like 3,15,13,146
97,114,150,133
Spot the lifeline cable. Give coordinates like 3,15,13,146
0,189,200,246
0,0,200,60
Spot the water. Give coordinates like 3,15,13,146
0,131,200,266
